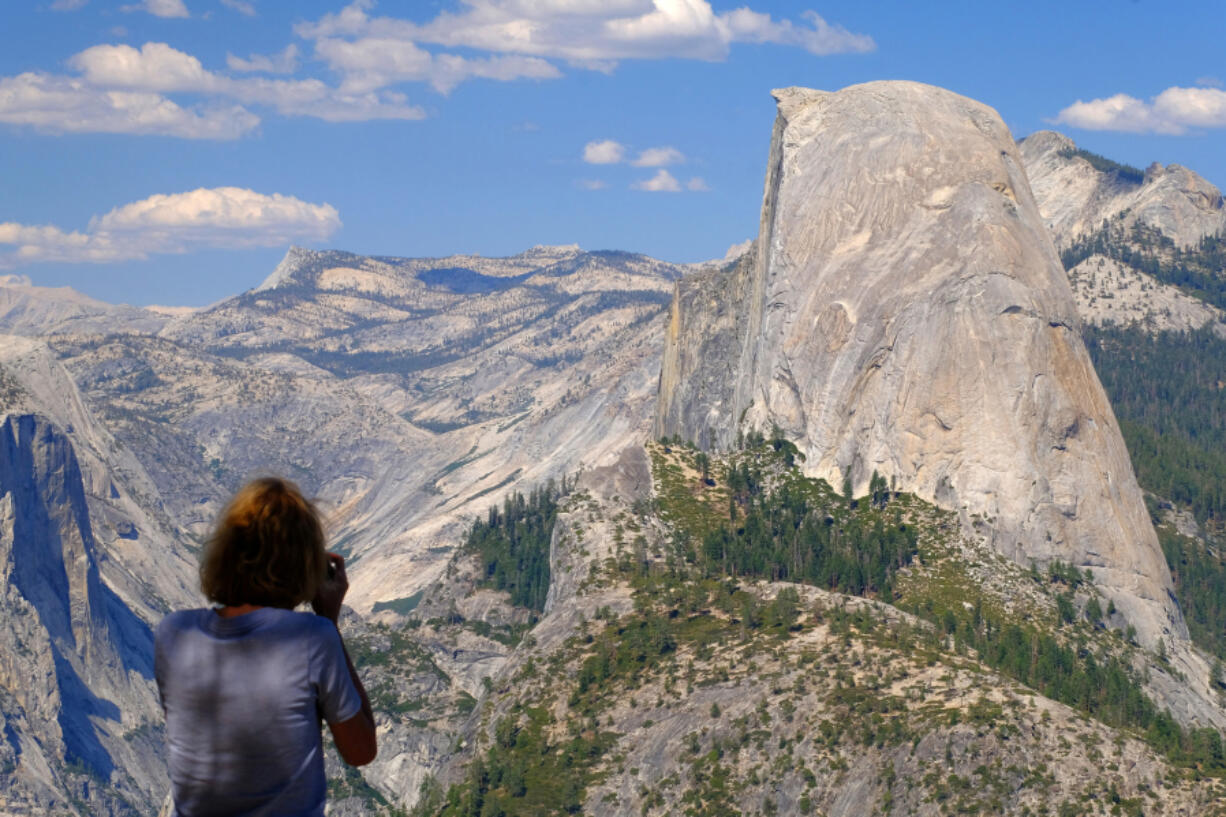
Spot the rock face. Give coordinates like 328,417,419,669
1020,130,1226,249
0,412,168,813
655,81,1183,647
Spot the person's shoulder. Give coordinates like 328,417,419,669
268,608,338,639
155,608,208,640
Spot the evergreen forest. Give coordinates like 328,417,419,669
465,479,566,613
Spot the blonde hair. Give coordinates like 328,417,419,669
200,477,327,609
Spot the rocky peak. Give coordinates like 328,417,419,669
656,80,1183,648
1020,129,1076,153
254,245,317,292
1020,130,1226,248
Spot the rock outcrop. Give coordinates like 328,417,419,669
1020,130,1226,249
655,81,1183,648
0,412,168,813
1065,253,1226,334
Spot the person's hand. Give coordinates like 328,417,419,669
311,552,348,624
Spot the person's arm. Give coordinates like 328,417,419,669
312,553,378,766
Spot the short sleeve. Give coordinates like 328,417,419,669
311,620,363,725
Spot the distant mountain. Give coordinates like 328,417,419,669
1021,131,1226,336
1021,130,1225,251
0,275,169,337
31,245,690,613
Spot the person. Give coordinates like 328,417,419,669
155,477,377,816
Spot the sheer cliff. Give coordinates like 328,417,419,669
655,81,1183,651
0,412,168,813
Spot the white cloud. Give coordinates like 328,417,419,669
1153,86,1226,129
296,1,873,69
632,169,681,192
227,45,299,74
0,187,340,266
720,9,872,56
583,139,625,164
1053,86,1226,135
686,176,710,191
62,42,424,126
0,72,259,139
71,42,215,93
51,0,89,10
1196,76,1223,89
221,0,256,16
314,36,560,94
630,145,684,167
123,0,190,18
578,179,607,190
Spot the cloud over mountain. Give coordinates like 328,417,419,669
1054,86,1226,135
0,187,340,266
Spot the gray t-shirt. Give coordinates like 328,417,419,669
155,607,362,817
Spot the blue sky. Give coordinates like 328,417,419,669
2,0,1224,306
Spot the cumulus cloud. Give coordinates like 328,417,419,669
71,42,215,92
296,1,873,70
0,187,340,267
583,139,625,164
577,179,607,190
314,36,560,94
632,169,681,192
1053,86,1226,135
221,0,256,15
0,72,259,139
686,176,710,191
123,0,189,18
227,45,298,74
59,42,424,127
631,146,684,167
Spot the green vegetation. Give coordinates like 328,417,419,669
922,584,1224,769
656,434,915,601
1063,222,1226,311
428,706,616,816
1157,525,1226,661
437,436,1226,814
466,479,570,613
689,457,916,600
654,439,1226,777
1086,324,1226,525
1056,146,1145,184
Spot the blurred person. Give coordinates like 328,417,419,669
155,477,376,817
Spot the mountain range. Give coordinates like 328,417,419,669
2,80,1226,815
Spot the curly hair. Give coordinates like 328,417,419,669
200,477,328,609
